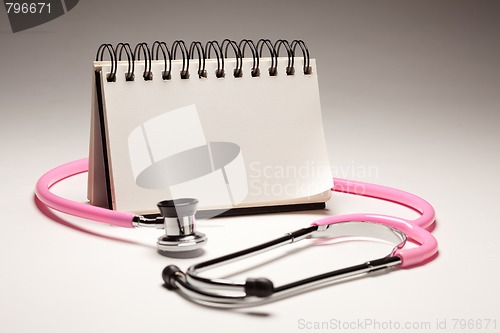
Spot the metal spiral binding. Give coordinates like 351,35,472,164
95,44,116,82
222,39,243,78
172,40,190,79
151,41,172,80
274,39,294,76
134,42,153,81
205,40,224,78
256,39,277,76
115,43,134,81
95,39,313,81
238,39,259,77
189,41,207,79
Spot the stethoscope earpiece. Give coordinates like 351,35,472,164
156,198,207,256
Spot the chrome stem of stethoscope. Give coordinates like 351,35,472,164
162,221,406,308
133,198,207,255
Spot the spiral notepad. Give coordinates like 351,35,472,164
88,39,332,217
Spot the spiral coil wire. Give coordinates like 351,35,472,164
95,39,312,82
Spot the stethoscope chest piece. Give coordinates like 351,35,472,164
156,198,207,255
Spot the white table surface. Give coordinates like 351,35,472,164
1,1,499,332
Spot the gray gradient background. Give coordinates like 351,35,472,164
1,1,499,332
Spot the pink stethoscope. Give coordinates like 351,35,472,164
36,158,438,307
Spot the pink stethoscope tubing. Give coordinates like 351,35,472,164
313,178,438,268
35,158,437,267
35,158,136,228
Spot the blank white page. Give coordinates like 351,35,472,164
96,57,332,214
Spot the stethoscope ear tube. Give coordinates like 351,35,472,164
163,264,275,298
163,247,404,307
162,178,438,307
